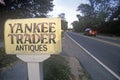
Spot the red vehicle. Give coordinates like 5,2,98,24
84,28,97,36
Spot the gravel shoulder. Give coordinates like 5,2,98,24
62,35,92,80
64,56,86,80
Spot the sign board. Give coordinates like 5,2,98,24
4,18,61,54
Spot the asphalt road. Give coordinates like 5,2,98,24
1,31,120,80
0,61,27,80
65,31,120,80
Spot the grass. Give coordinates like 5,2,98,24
78,60,92,80
44,55,71,80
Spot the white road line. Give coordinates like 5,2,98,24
66,33,120,80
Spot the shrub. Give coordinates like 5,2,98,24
0,47,17,69
44,55,71,80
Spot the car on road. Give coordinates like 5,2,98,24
84,28,97,36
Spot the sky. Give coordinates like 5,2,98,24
48,0,89,28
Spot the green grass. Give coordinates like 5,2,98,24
44,55,71,80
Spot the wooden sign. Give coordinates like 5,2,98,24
4,18,61,54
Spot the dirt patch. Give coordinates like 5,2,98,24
64,56,92,80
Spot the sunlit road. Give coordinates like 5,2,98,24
64,31,120,80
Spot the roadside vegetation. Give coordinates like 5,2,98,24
0,0,68,40
0,47,18,70
44,55,71,80
72,0,120,36
44,55,92,80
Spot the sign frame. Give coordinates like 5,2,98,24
4,18,61,55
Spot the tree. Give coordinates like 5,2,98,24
77,4,94,17
0,0,54,18
109,0,120,21
71,21,80,32
76,4,97,31
77,0,112,27
0,0,54,39
87,0,120,22
58,13,65,20
58,13,68,31
75,0,120,35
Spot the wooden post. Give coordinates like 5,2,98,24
17,55,50,80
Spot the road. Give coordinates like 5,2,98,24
0,31,120,80
64,31,120,80
0,61,27,80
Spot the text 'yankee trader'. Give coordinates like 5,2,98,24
8,22,57,52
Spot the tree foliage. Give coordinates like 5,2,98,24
77,4,94,16
58,13,68,31
0,0,54,39
73,0,120,36
0,47,17,68
0,0,54,18
72,21,80,32
44,55,70,80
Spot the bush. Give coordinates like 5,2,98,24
0,47,17,69
44,55,71,80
